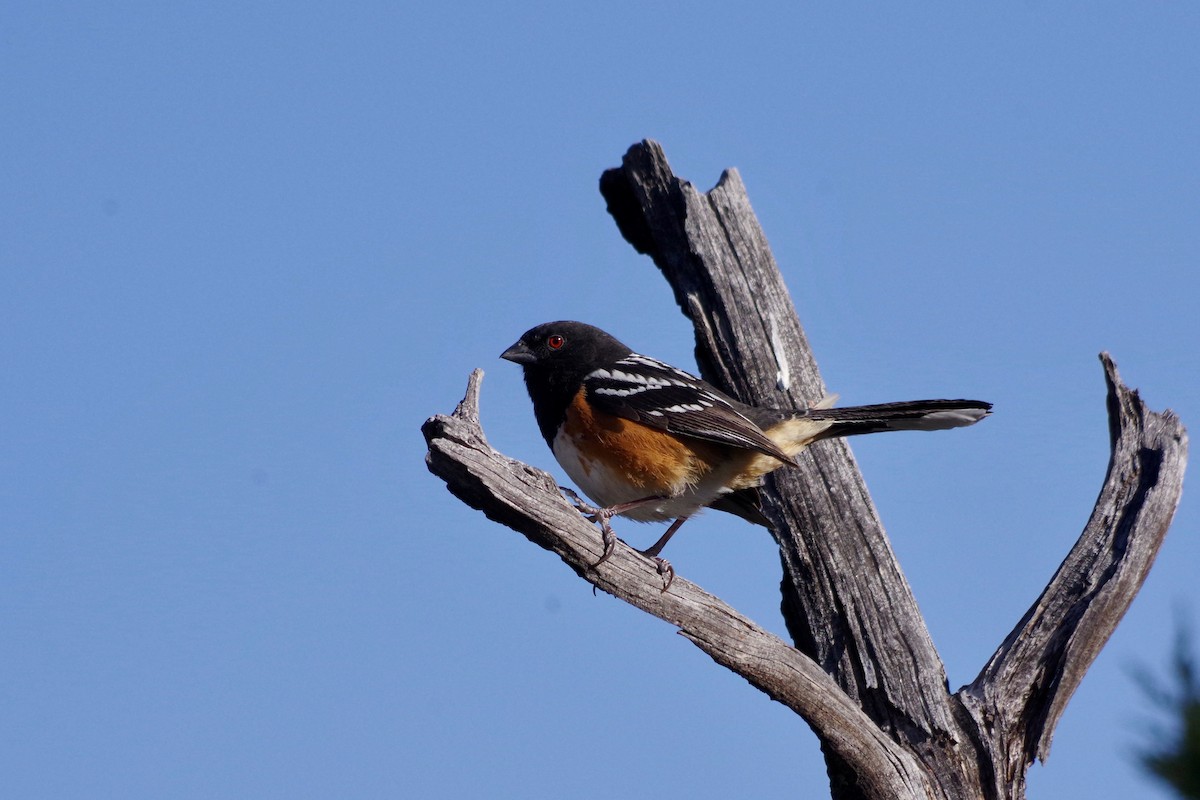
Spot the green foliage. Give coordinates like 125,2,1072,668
1137,622,1200,799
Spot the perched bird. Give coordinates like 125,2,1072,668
501,320,990,584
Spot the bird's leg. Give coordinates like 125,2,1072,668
558,487,619,565
638,516,688,592
558,487,669,572
639,516,687,558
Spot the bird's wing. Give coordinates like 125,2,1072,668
583,353,794,463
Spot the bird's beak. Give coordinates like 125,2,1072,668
500,340,536,364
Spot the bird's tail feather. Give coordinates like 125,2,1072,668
807,399,992,438
721,398,991,522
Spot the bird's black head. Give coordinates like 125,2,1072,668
501,321,633,443
501,321,631,373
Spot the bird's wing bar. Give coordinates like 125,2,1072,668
584,355,794,463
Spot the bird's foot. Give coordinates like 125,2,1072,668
558,488,673,588
559,487,618,566
641,553,674,593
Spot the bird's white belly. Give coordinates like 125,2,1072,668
551,427,738,522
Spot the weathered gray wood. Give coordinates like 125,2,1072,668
422,370,934,799
601,141,981,797
957,354,1188,798
423,140,1187,799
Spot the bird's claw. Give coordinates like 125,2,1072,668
559,486,605,519
559,486,673,591
649,555,674,593
559,486,617,567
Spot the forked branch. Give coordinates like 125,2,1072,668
423,141,1186,799
957,354,1188,797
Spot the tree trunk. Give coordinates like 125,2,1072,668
423,140,1187,799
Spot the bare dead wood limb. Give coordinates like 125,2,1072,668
423,141,1187,799
601,141,979,797
958,353,1188,797
422,370,934,799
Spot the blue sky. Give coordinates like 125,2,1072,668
3,3,1197,798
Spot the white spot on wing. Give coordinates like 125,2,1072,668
663,402,719,413
620,354,699,382
594,385,653,397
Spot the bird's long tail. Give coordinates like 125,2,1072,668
721,398,991,527
747,397,991,476
806,398,992,439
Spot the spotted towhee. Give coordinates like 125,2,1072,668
502,320,990,584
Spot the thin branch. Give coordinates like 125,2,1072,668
422,369,934,799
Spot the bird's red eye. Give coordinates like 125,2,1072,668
547,335,565,350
